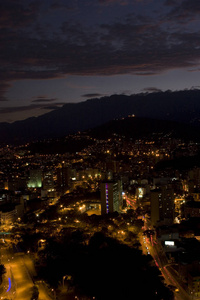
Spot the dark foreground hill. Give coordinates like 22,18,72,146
27,116,200,155
88,116,200,141
1,89,200,145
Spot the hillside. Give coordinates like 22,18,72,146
1,89,200,145
88,116,200,141
26,116,200,155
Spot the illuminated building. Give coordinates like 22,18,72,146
101,180,122,214
150,186,175,227
43,170,54,191
77,168,101,181
57,166,71,192
0,205,17,225
27,169,42,188
136,187,146,199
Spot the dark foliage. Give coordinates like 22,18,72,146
0,264,6,284
36,230,173,300
72,232,173,300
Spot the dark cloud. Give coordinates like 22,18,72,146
191,86,200,90
32,97,57,103
135,72,159,76
81,93,104,98
1,15,199,79
50,1,78,11
0,82,12,101
41,105,63,110
0,104,43,114
1,0,200,101
165,0,200,12
164,0,180,5
164,0,200,23
98,0,128,5
0,102,64,114
142,87,163,93
0,0,40,30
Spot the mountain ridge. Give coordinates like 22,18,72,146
26,116,200,155
1,89,200,145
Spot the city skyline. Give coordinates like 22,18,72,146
0,121,199,299
1,0,200,122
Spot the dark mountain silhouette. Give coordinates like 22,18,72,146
27,116,200,155
88,116,200,141
1,89,200,145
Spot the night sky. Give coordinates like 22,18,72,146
1,0,200,123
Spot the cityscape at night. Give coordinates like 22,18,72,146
1,118,200,299
1,0,200,300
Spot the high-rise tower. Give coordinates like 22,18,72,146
101,180,122,214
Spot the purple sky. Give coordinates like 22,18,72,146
1,0,200,123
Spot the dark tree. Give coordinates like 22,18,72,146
0,264,6,284
72,233,173,300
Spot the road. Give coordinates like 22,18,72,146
0,244,53,300
36,281,55,300
138,212,197,300
142,233,192,300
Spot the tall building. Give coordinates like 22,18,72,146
43,170,54,191
27,169,42,188
150,185,175,227
57,166,71,193
101,180,122,214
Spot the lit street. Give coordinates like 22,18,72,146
144,234,192,300
1,246,33,299
0,245,53,300
36,281,54,300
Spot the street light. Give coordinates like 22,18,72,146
51,288,56,299
63,275,72,287
63,275,67,287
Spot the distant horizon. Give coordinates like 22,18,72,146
2,87,200,124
